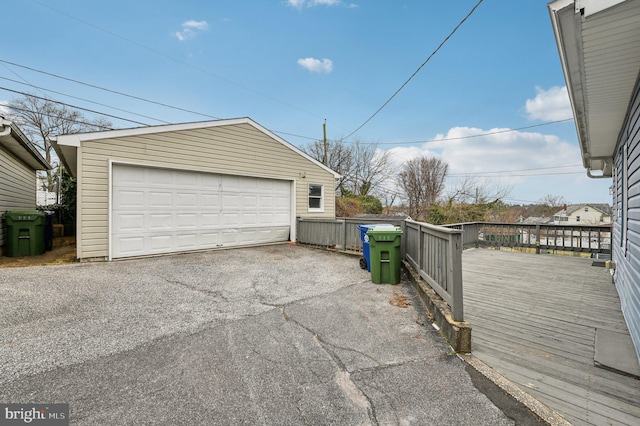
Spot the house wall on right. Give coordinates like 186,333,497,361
613,73,640,360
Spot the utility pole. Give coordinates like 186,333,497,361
323,119,328,165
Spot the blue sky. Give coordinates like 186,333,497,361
2,0,613,205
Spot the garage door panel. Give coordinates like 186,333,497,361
147,168,173,185
112,165,291,259
175,170,198,186
221,212,239,226
241,195,258,208
117,166,146,184
259,196,274,208
176,233,197,248
221,175,239,190
199,173,220,189
222,194,240,207
114,236,145,256
114,190,145,208
258,212,274,224
200,193,220,208
149,235,172,252
201,213,220,227
148,213,172,230
176,192,198,207
200,231,222,246
240,212,258,226
148,191,172,208
276,196,289,208
176,213,197,228
240,178,258,191
114,214,145,231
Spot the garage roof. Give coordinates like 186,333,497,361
52,117,340,179
0,117,51,170
548,0,640,177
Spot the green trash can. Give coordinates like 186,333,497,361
3,211,46,257
367,226,403,284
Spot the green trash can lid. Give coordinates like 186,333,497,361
366,226,402,234
3,210,45,219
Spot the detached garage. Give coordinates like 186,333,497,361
53,118,339,260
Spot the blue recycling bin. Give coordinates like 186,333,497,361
44,211,55,251
357,224,393,271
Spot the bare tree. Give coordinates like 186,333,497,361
7,94,111,190
447,175,512,204
302,138,392,198
302,138,354,195
398,156,448,221
538,194,567,209
349,140,392,197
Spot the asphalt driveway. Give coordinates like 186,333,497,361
1,244,522,425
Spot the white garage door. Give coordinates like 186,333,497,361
111,164,291,258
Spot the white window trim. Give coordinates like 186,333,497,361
308,183,324,212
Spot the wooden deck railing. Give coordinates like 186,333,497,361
296,218,612,324
296,217,464,321
296,217,405,252
403,220,464,321
443,222,611,255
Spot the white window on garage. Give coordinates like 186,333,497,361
308,183,323,212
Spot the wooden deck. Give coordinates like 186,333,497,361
463,248,640,426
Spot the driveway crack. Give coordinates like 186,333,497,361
161,277,229,300
282,306,379,425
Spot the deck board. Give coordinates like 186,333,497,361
463,248,640,426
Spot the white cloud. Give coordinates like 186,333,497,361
384,126,601,203
525,86,572,121
298,57,333,73
287,0,344,8
175,20,209,41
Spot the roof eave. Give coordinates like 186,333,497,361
548,0,635,179
54,117,341,179
0,118,51,170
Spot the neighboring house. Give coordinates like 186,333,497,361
549,0,640,363
36,173,59,206
0,117,51,254
551,204,612,225
52,117,340,261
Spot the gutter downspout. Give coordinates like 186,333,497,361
586,156,613,179
0,121,11,137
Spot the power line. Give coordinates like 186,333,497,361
27,0,329,124
0,86,150,126
0,75,171,124
447,164,583,176
5,104,114,130
366,118,574,145
0,59,221,121
448,171,584,178
343,0,485,140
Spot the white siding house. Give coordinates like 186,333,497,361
552,204,612,225
53,118,339,260
549,0,640,364
0,118,51,254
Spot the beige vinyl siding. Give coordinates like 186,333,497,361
78,122,335,259
0,146,37,248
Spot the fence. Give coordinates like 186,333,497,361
296,217,405,252
296,218,612,324
443,222,611,255
403,220,464,321
296,217,464,322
